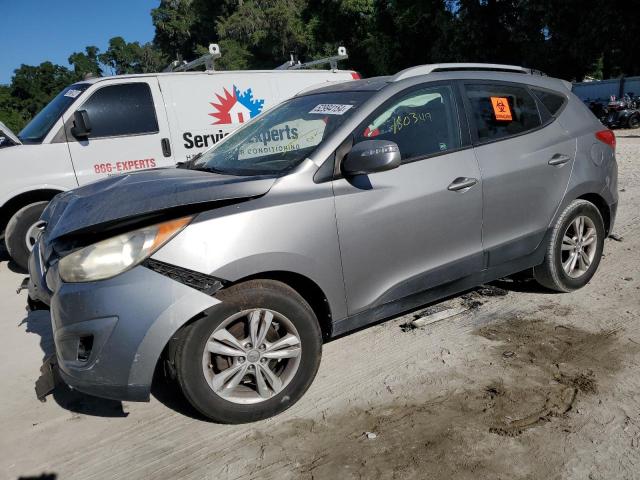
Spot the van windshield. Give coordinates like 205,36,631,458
18,84,89,144
189,91,371,176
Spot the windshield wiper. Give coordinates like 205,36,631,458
176,152,203,169
190,165,228,175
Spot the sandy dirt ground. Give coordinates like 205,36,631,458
0,133,639,480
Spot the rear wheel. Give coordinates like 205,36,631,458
5,201,48,271
534,200,605,292
173,280,322,423
628,115,640,129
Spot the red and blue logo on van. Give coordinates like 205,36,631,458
209,86,265,125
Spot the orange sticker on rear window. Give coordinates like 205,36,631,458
490,97,513,121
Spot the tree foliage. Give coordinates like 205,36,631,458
2,0,640,133
68,46,103,79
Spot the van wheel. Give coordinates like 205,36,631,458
534,200,605,292
173,280,322,423
5,201,49,271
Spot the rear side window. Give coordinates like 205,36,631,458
80,83,158,138
464,84,541,143
356,84,461,161
531,88,566,116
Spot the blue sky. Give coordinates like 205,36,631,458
0,0,159,85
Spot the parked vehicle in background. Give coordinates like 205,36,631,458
29,63,618,423
587,100,609,122
603,94,640,129
0,46,359,269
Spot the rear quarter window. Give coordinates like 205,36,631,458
531,88,567,116
465,83,541,143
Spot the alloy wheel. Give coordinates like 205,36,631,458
561,215,598,278
201,309,302,404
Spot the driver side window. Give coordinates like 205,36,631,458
355,85,461,161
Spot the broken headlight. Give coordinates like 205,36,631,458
58,217,192,282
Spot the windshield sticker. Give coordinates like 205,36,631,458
490,97,513,121
238,119,326,160
309,104,353,115
64,89,83,99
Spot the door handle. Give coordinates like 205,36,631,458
447,177,478,192
548,153,571,166
161,138,172,158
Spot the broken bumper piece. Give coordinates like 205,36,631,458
35,354,61,402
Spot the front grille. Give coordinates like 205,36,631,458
143,258,224,295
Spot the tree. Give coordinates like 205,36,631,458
3,0,640,135
10,62,77,118
98,37,165,75
68,46,103,78
152,0,198,61
216,0,310,68
0,85,26,133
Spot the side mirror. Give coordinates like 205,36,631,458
71,110,92,138
342,140,401,176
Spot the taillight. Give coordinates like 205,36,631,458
350,71,361,80
595,129,616,149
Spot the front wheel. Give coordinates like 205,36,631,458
172,279,323,423
5,201,49,271
628,115,640,129
534,200,605,292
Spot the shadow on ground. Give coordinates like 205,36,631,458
150,368,208,421
17,474,57,480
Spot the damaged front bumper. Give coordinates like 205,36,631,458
28,242,221,402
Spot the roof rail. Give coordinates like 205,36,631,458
275,47,348,71
392,63,545,81
164,43,222,72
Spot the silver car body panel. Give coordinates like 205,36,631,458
29,67,618,400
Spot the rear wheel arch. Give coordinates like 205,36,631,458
576,193,611,235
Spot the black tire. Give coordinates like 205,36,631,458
628,115,640,129
5,201,49,271
534,200,605,292
173,279,322,423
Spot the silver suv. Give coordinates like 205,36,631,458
29,64,618,423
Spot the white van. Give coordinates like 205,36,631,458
0,52,359,268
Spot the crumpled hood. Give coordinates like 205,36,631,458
41,167,276,245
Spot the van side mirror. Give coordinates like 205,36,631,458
71,110,92,138
342,140,401,176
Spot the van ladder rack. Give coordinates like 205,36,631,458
276,47,348,71
164,44,222,72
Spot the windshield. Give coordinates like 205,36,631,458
189,91,371,176
18,83,89,144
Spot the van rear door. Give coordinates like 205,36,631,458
63,78,173,185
